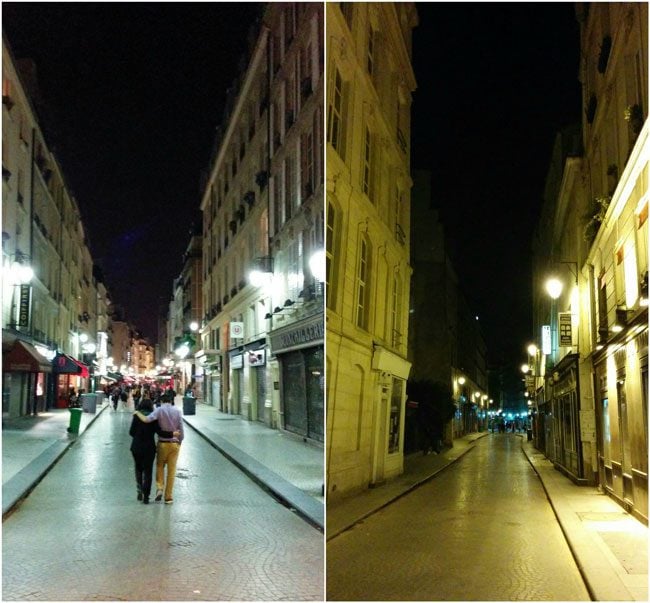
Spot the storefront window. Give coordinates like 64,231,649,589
388,377,403,453
562,392,576,453
617,377,631,474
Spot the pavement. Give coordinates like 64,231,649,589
327,431,648,602
2,397,324,530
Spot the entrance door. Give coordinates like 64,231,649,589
305,348,324,442
255,366,267,424
282,351,308,437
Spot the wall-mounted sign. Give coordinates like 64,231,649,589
230,322,244,339
231,354,244,369
246,349,265,367
559,312,573,346
18,284,31,327
542,325,551,356
270,316,324,354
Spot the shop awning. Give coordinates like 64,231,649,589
107,371,123,381
3,340,52,373
52,353,90,378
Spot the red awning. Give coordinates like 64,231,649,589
3,340,52,373
53,353,90,378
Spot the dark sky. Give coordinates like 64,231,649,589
411,3,582,370
3,2,264,341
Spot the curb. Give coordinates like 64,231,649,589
2,404,108,520
183,418,324,532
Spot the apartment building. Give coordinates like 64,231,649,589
326,3,418,500
531,3,648,522
408,170,489,449
198,3,325,439
2,35,108,416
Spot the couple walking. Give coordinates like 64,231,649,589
129,392,183,504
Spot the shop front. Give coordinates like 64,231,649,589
269,314,324,442
52,352,90,408
196,351,223,409
545,353,584,482
2,338,52,418
593,321,648,523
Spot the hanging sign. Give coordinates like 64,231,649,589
542,325,551,355
246,349,265,367
18,285,31,327
559,312,573,346
230,322,244,339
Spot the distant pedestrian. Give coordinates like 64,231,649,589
133,386,142,408
119,388,128,411
134,391,184,504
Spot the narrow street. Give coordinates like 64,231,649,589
327,434,590,601
2,409,324,601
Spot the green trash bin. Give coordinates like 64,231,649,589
183,396,196,415
67,407,83,434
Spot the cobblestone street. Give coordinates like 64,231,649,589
2,409,324,601
327,434,590,601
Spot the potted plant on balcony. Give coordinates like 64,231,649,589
624,103,644,135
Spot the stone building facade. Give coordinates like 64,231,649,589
325,2,418,501
198,3,324,440
2,35,110,416
531,3,648,522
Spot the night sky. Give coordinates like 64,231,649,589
411,3,582,372
3,2,264,341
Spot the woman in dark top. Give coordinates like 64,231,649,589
129,395,172,504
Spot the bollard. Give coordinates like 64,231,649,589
67,407,83,434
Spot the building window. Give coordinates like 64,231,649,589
388,377,403,453
301,129,314,201
327,66,345,160
356,236,370,329
597,271,608,341
284,157,293,223
339,3,353,28
362,126,374,201
367,25,375,76
326,201,336,310
391,274,402,348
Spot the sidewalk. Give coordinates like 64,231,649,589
521,437,647,602
2,401,108,516
327,431,648,602
181,400,324,530
2,398,324,531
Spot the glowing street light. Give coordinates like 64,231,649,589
521,363,530,374
527,344,538,357
545,277,563,300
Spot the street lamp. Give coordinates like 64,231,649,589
545,277,563,300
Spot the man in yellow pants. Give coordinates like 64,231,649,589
134,391,183,504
